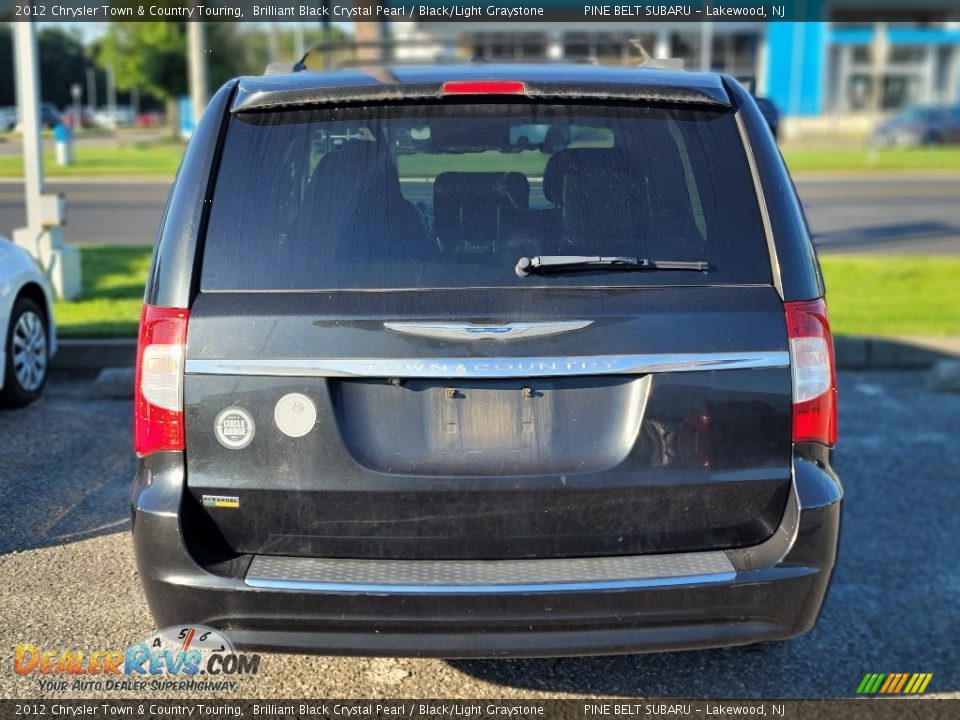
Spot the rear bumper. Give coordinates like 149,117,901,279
130,453,841,658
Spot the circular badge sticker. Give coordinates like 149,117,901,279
214,407,255,450
274,393,317,438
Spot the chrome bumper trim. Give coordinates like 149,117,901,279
185,351,788,379
244,551,737,594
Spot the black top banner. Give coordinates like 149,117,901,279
0,0,942,23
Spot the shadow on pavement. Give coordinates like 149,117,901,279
0,374,134,554
815,221,960,252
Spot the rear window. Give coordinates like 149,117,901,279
201,102,771,290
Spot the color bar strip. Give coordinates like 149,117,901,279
894,673,909,693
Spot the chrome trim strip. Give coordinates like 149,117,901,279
185,351,788,379
384,320,593,341
244,573,737,594
244,551,737,594
735,108,784,299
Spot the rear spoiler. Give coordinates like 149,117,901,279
232,76,732,113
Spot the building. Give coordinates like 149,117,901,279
391,2,960,126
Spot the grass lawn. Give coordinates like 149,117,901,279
1,140,958,179
782,147,960,173
0,144,183,178
820,255,960,336
54,248,959,339
53,246,152,337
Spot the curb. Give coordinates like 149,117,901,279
51,338,136,371
834,336,960,370
52,335,960,373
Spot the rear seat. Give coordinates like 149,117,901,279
543,144,708,259
297,141,427,263
433,172,530,253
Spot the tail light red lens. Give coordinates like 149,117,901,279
441,80,527,95
134,305,189,456
785,299,838,446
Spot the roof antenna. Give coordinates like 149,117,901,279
630,39,685,70
631,39,653,65
264,44,314,75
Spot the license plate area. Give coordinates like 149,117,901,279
331,376,650,476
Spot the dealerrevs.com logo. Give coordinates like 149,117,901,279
13,626,260,693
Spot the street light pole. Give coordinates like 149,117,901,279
107,64,117,126
12,21,81,299
188,21,209,125
86,67,97,112
13,22,44,234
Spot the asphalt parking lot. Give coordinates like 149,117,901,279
0,370,957,700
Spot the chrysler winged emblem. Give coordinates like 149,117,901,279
383,321,593,341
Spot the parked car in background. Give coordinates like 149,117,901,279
0,107,17,132
40,102,62,129
0,236,56,407
872,103,960,147
94,105,134,129
12,103,61,132
131,65,841,658
61,106,96,129
134,111,165,128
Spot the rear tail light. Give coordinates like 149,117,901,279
134,305,189,456
785,299,837,446
441,80,527,95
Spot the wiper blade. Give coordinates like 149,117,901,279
515,255,708,277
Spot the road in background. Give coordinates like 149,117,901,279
801,176,960,255
0,181,168,247
1,176,959,254
0,370,957,699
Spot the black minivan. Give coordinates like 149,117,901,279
131,64,841,657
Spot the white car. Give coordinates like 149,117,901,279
0,236,57,407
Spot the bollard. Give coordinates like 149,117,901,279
53,123,74,166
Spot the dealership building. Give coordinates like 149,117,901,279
392,2,960,122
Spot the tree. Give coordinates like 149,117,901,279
0,24,90,108
38,26,89,108
96,22,187,102
0,24,13,107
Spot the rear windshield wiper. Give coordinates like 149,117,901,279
515,255,709,277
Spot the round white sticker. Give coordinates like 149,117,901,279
214,407,255,450
274,393,317,438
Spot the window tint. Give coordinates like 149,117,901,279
201,102,771,290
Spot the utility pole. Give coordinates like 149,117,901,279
12,22,81,299
294,22,305,59
268,23,279,62
188,21,209,125
871,22,888,116
106,64,117,126
86,67,97,111
355,1,386,63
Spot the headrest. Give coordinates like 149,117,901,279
543,149,627,204
434,172,530,209
311,140,398,188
